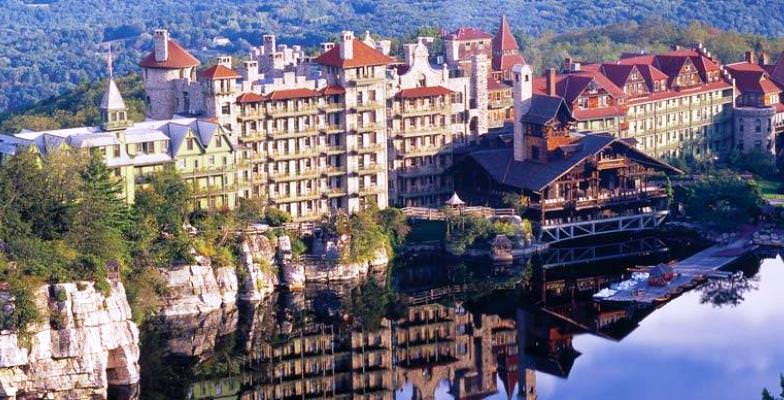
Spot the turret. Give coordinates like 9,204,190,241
512,63,533,162
101,49,131,132
139,29,200,120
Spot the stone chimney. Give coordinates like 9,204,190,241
745,51,755,64
470,54,489,140
563,57,572,72
340,31,354,60
263,34,276,54
760,51,770,65
216,56,232,68
153,29,169,62
243,60,259,83
513,63,533,162
547,68,557,96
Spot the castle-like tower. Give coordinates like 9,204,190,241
100,50,132,132
139,29,201,120
512,63,533,161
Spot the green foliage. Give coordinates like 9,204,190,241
343,207,391,264
521,219,533,237
290,236,307,257
502,192,529,216
265,207,291,227
7,278,41,334
491,220,518,238
445,212,492,256
378,208,411,250
235,196,266,227
681,173,764,231
729,149,779,179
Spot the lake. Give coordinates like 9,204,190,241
139,236,784,400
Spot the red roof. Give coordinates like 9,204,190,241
488,77,511,91
446,27,493,41
397,86,453,99
492,15,526,71
320,85,346,95
198,64,240,80
727,62,783,95
236,92,265,103
139,39,200,69
267,88,320,100
314,40,394,68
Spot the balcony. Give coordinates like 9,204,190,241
396,165,447,178
398,125,450,137
267,148,321,161
353,102,385,113
359,186,382,195
271,191,321,203
355,122,383,132
325,144,347,154
489,98,513,109
327,187,348,197
180,165,236,178
320,124,346,134
353,143,385,153
349,75,385,86
192,183,238,197
269,169,320,182
534,187,668,211
356,163,384,174
265,104,319,117
238,109,265,120
239,132,266,141
324,166,347,176
396,104,449,117
596,157,629,170
319,102,345,113
400,144,452,157
268,128,319,140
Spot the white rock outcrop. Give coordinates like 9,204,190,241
238,233,278,301
157,257,235,317
0,281,140,399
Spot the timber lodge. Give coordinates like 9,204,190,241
1,16,782,225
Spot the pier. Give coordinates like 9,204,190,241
595,235,757,305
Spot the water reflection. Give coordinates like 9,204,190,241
139,235,784,400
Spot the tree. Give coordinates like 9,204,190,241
67,153,130,276
681,173,764,231
762,374,784,400
378,208,411,250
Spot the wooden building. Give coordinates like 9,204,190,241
453,94,681,236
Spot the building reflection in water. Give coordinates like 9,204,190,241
145,234,703,400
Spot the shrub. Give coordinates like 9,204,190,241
9,278,41,334
265,207,292,227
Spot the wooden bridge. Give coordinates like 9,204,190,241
402,206,516,221
538,211,670,244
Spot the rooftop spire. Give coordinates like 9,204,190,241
101,45,126,112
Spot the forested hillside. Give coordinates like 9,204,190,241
3,0,784,114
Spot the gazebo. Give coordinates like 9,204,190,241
445,192,466,209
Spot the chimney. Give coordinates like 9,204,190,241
547,68,557,96
745,51,755,64
263,34,276,54
216,56,232,68
243,60,259,84
563,57,572,72
761,51,770,65
512,63,533,162
340,31,354,60
153,29,170,62
321,42,335,53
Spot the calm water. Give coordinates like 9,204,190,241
138,236,784,400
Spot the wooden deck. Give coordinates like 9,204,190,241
596,236,757,305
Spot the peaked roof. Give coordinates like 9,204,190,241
139,39,200,69
466,134,681,193
727,61,784,95
446,27,493,41
314,39,394,68
198,64,240,80
100,79,126,110
492,15,526,71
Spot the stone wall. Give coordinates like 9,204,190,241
0,281,140,399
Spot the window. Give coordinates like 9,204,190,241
187,138,194,151
221,102,230,115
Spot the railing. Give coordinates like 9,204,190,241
400,144,451,157
401,206,516,220
596,157,628,170
534,187,667,210
488,98,513,109
268,169,320,182
349,75,385,86
396,165,448,177
398,125,450,136
267,148,320,160
180,165,236,178
265,104,319,117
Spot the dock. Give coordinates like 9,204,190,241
595,236,757,305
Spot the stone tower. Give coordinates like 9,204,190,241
101,49,132,132
512,63,533,161
470,54,489,142
139,29,201,120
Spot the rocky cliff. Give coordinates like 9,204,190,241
0,281,140,399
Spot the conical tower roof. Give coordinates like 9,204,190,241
100,78,126,111
445,192,465,206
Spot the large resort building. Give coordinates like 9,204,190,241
1,16,783,222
